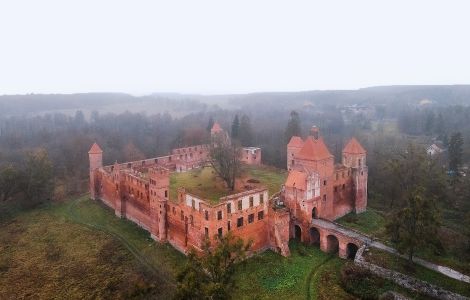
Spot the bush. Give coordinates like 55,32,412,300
340,263,387,300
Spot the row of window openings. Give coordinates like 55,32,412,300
175,146,205,154
204,211,265,237
191,194,264,217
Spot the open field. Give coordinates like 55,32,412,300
0,196,440,299
0,197,182,299
170,165,287,204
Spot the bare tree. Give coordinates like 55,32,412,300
209,136,241,191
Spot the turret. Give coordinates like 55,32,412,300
310,126,320,140
342,138,368,213
342,138,366,168
210,122,230,145
287,136,303,170
88,143,103,200
149,167,170,241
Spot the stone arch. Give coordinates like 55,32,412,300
346,243,359,260
312,207,318,219
310,227,320,246
326,234,339,254
294,225,302,241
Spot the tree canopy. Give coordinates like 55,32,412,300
175,232,252,300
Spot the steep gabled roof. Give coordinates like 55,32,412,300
342,137,366,154
285,170,307,190
296,137,333,161
88,142,103,154
211,122,223,133
287,136,304,148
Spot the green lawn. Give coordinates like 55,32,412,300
170,166,232,204
364,248,470,297
242,164,287,197
336,208,386,237
233,241,352,300
170,165,287,204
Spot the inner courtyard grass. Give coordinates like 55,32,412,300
242,164,287,197
169,164,287,204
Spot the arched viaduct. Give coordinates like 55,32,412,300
293,218,368,260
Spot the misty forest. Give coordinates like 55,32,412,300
1,86,470,299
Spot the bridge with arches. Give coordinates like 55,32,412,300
293,218,370,260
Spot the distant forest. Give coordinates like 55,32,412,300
1,85,470,209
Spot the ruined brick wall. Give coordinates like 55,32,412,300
331,167,355,219
165,189,271,254
240,147,262,166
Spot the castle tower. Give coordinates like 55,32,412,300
310,126,320,140
342,138,368,213
88,143,103,200
287,136,303,170
149,167,170,241
210,122,229,145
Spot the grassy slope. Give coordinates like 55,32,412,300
337,207,470,275
364,248,470,297
0,196,185,299
336,208,386,237
232,241,352,300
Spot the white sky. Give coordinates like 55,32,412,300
0,0,469,95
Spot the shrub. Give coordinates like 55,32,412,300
340,262,385,300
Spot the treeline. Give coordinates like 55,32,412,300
0,149,53,209
398,106,470,156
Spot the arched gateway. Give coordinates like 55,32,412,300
294,225,302,241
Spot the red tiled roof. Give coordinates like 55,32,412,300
343,138,366,154
88,142,103,154
211,122,223,133
296,137,333,161
287,136,304,148
285,170,307,190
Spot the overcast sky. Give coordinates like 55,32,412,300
0,0,469,95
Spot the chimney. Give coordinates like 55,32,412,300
310,126,320,140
